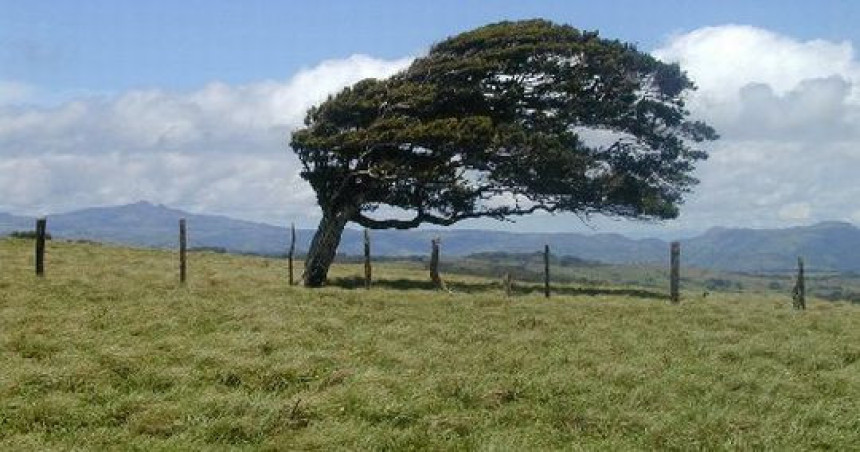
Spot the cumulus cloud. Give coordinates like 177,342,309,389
653,25,860,230
726,77,857,140
0,55,411,223
654,25,859,100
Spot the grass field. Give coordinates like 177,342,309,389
2,238,860,450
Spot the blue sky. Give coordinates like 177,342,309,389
3,1,857,97
1,1,860,237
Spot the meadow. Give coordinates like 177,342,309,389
2,238,860,450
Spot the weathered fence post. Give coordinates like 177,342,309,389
670,241,680,304
430,237,447,291
288,223,296,286
504,272,513,297
363,228,372,289
179,218,187,284
35,218,46,277
544,244,551,298
792,256,806,310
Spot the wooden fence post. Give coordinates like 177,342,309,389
792,256,806,310
179,218,187,284
544,244,551,298
430,237,447,291
35,218,46,277
288,223,296,286
670,241,680,304
363,228,372,289
504,272,513,297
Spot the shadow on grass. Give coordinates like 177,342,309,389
329,276,667,300
517,285,669,300
330,276,494,293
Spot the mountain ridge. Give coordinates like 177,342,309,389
2,201,860,273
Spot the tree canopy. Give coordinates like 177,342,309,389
290,19,717,286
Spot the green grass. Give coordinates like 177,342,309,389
2,238,860,450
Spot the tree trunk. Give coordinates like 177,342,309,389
303,205,357,287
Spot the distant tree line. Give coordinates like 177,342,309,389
8,230,52,240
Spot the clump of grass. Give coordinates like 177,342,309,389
2,238,860,449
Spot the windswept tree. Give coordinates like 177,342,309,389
291,19,717,287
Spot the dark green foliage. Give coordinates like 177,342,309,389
705,278,743,292
189,246,228,254
9,230,52,240
291,19,716,229
291,19,716,286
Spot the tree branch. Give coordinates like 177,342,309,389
351,203,562,230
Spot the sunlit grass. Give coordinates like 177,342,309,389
2,238,860,450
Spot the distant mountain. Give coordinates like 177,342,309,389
3,202,860,273
37,201,298,255
0,202,668,260
0,212,32,232
683,221,860,273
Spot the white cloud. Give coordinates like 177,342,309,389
779,202,812,221
0,80,35,106
652,25,860,231
654,25,858,100
0,54,411,225
0,152,317,221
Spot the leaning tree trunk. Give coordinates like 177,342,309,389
303,205,357,287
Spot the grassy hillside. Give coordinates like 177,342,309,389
2,238,860,450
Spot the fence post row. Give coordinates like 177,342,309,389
288,223,296,286
792,256,806,310
35,218,47,277
179,218,187,284
544,244,551,298
363,228,372,289
29,217,808,308
670,241,680,304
